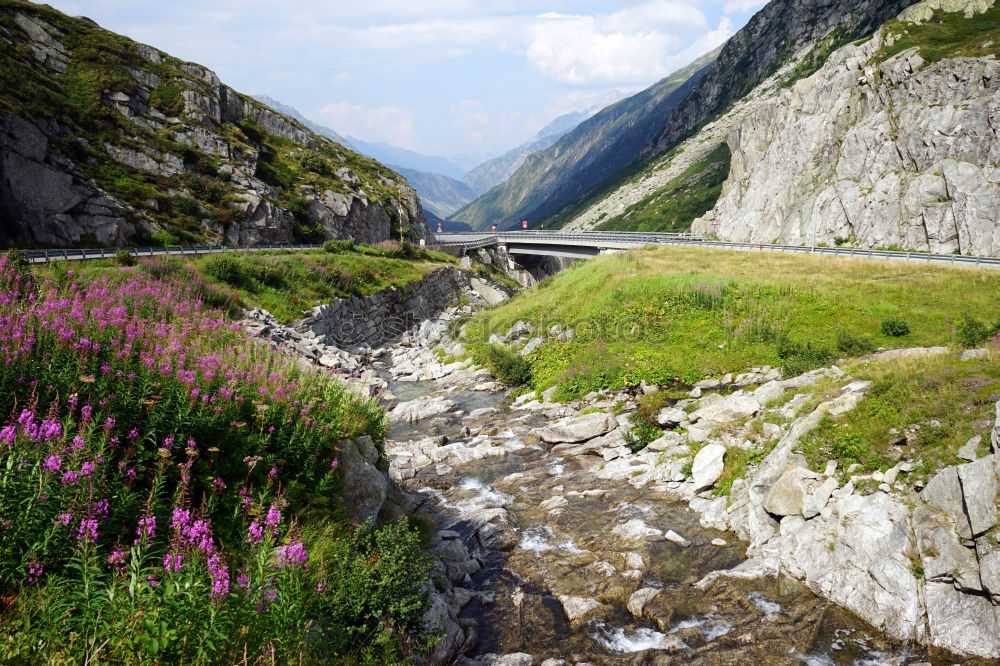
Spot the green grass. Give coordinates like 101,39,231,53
466,246,1000,399
780,25,853,88
798,352,1000,483
41,250,455,323
879,6,1000,64
595,142,731,233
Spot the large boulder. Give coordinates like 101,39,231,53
691,443,726,491
763,466,823,517
339,437,388,524
689,392,760,429
390,396,456,423
537,412,617,443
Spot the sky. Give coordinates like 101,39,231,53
46,0,770,166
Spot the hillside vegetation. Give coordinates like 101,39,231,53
466,246,1000,398
0,252,434,662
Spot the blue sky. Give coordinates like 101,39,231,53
47,0,769,165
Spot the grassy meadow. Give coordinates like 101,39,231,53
467,246,1000,399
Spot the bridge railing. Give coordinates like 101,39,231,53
431,230,1000,268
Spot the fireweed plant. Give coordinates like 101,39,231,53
0,253,432,663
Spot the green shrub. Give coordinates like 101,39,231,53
203,254,246,286
114,249,136,266
880,317,910,337
475,344,532,386
955,313,998,347
777,336,835,377
624,414,662,453
173,197,201,217
322,239,356,254
637,390,668,427
836,330,877,357
296,150,330,175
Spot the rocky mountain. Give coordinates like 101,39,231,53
252,95,354,150
345,137,466,181
692,0,1000,256
461,98,625,197
392,166,477,219
449,50,719,230
480,0,920,234
0,1,429,248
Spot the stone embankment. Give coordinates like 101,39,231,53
241,266,512,394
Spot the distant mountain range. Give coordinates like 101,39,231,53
252,95,621,220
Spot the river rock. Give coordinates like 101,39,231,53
691,443,726,490
689,392,760,428
537,411,617,443
627,587,661,617
664,529,688,546
557,595,600,622
924,581,1000,659
424,586,476,664
611,519,664,540
390,396,456,423
430,530,481,584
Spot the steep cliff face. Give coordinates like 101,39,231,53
0,1,429,248
646,0,917,159
694,0,1000,256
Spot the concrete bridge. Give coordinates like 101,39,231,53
433,231,706,259
432,230,1000,269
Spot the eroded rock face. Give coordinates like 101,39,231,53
339,436,388,524
695,1,1000,256
0,8,430,247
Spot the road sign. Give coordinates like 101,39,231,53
522,220,528,230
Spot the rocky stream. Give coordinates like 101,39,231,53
245,269,1000,665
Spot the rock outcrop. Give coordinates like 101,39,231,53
694,0,1000,256
0,1,430,248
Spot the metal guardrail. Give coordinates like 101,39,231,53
17,243,324,264
433,231,1000,269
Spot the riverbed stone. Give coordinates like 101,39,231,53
627,587,662,617
537,411,617,443
924,580,1000,659
611,518,664,540
390,396,456,423
557,595,600,622
691,443,726,490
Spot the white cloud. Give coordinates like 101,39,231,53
723,0,769,14
314,102,417,149
524,1,710,85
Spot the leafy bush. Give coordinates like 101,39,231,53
880,317,910,337
955,313,1000,347
296,149,330,175
777,336,835,377
322,239,356,254
475,344,532,386
836,330,877,357
202,253,246,286
624,414,662,453
114,249,136,266
202,254,284,289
